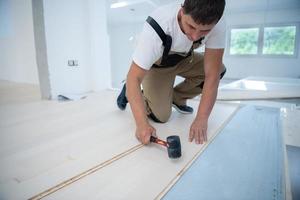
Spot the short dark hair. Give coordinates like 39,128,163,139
182,0,225,25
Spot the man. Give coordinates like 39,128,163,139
117,0,226,145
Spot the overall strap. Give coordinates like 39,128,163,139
194,37,204,44
146,16,172,65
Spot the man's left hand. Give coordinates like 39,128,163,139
189,116,208,144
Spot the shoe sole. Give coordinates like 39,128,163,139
117,96,127,110
172,104,193,114
117,84,128,110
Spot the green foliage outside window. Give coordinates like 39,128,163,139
230,28,259,55
263,26,296,55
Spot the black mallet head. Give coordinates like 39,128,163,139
166,135,181,159
150,135,182,159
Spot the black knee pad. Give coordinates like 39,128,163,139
197,67,227,89
220,67,226,80
148,112,163,123
147,112,170,123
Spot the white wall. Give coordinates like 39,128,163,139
2,0,299,93
43,0,91,97
0,0,111,97
88,0,111,91
224,8,300,79
109,23,143,88
43,0,111,98
0,0,39,84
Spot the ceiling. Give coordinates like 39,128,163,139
107,0,300,25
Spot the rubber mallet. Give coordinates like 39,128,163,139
150,135,181,159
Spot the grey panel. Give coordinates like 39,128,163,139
164,106,284,200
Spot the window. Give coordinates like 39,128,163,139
228,24,298,57
230,28,259,55
263,26,297,55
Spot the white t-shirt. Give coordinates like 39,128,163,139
132,3,226,70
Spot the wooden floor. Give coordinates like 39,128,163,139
0,81,41,105
0,81,239,199
1,80,299,200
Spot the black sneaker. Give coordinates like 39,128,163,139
172,102,193,114
117,84,128,110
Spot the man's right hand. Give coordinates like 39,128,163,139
135,123,156,144
127,62,155,145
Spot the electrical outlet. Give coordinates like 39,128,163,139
74,60,79,66
68,60,74,66
68,60,79,66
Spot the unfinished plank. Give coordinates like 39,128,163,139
0,83,239,199
39,103,239,200
217,77,300,100
29,144,144,200
0,91,142,199
0,80,41,106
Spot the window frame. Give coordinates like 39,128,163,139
227,22,299,58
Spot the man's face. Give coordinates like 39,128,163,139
179,8,216,41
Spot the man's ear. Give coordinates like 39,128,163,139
180,8,184,15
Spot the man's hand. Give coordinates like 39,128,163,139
136,123,156,144
127,62,155,145
188,48,224,145
189,116,208,144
